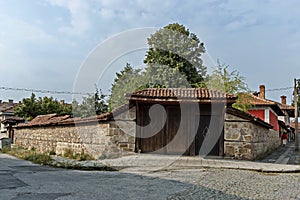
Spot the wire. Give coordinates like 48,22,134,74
265,86,293,92
0,85,294,95
0,86,91,95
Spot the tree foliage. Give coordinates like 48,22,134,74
14,93,72,121
72,87,108,118
207,60,251,111
207,60,248,94
144,23,206,87
109,63,144,110
109,23,250,111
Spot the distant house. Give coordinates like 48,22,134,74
240,85,284,132
291,121,300,141
276,95,294,125
0,100,22,139
241,85,295,142
1,117,25,142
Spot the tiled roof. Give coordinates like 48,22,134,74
226,107,273,129
0,102,19,113
239,93,284,116
239,93,294,111
28,113,57,125
1,116,25,124
15,103,134,127
126,88,237,103
239,93,277,106
17,114,71,127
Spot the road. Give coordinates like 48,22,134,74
0,154,191,200
1,153,300,199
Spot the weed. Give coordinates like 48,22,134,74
63,148,74,159
49,149,56,155
1,145,52,165
63,148,94,161
0,146,11,153
24,152,52,165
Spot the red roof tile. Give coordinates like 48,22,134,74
239,93,277,106
28,113,57,125
239,93,291,116
1,116,25,124
0,102,19,113
126,88,236,103
17,114,71,127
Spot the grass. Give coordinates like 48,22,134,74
0,145,117,171
0,146,53,165
63,148,94,161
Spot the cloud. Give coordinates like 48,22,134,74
47,0,91,36
0,15,57,45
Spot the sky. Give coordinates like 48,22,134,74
0,0,300,104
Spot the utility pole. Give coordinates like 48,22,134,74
294,78,299,151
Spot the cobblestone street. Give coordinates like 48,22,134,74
162,168,300,199
1,153,300,199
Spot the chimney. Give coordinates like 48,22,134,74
281,95,287,105
8,99,13,106
259,85,265,99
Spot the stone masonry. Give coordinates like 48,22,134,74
13,104,281,160
224,112,281,160
13,106,136,159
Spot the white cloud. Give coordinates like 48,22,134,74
0,15,57,45
47,0,91,36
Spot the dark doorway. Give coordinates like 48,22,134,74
195,114,223,156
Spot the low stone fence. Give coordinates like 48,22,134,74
13,106,136,159
224,108,281,160
13,105,282,161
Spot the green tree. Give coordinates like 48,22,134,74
14,93,72,120
72,87,108,118
144,23,206,87
109,63,144,110
207,60,251,111
207,60,248,94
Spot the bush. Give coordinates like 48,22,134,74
0,145,52,165
49,149,56,155
24,152,53,165
63,148,94,161
0,146,11,153
63,148,74,159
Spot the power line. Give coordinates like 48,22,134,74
265,86,293,92
0,86,91,95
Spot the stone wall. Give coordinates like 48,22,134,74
13,107,136,159
224,113,281,160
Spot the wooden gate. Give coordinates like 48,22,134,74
136,103,224,156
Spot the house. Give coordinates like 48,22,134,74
240,85,294,143
1,117,25,142
126,88,237,156
276,95,294,126
0,99,21,139
291,121,300,141
240,85,284,132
